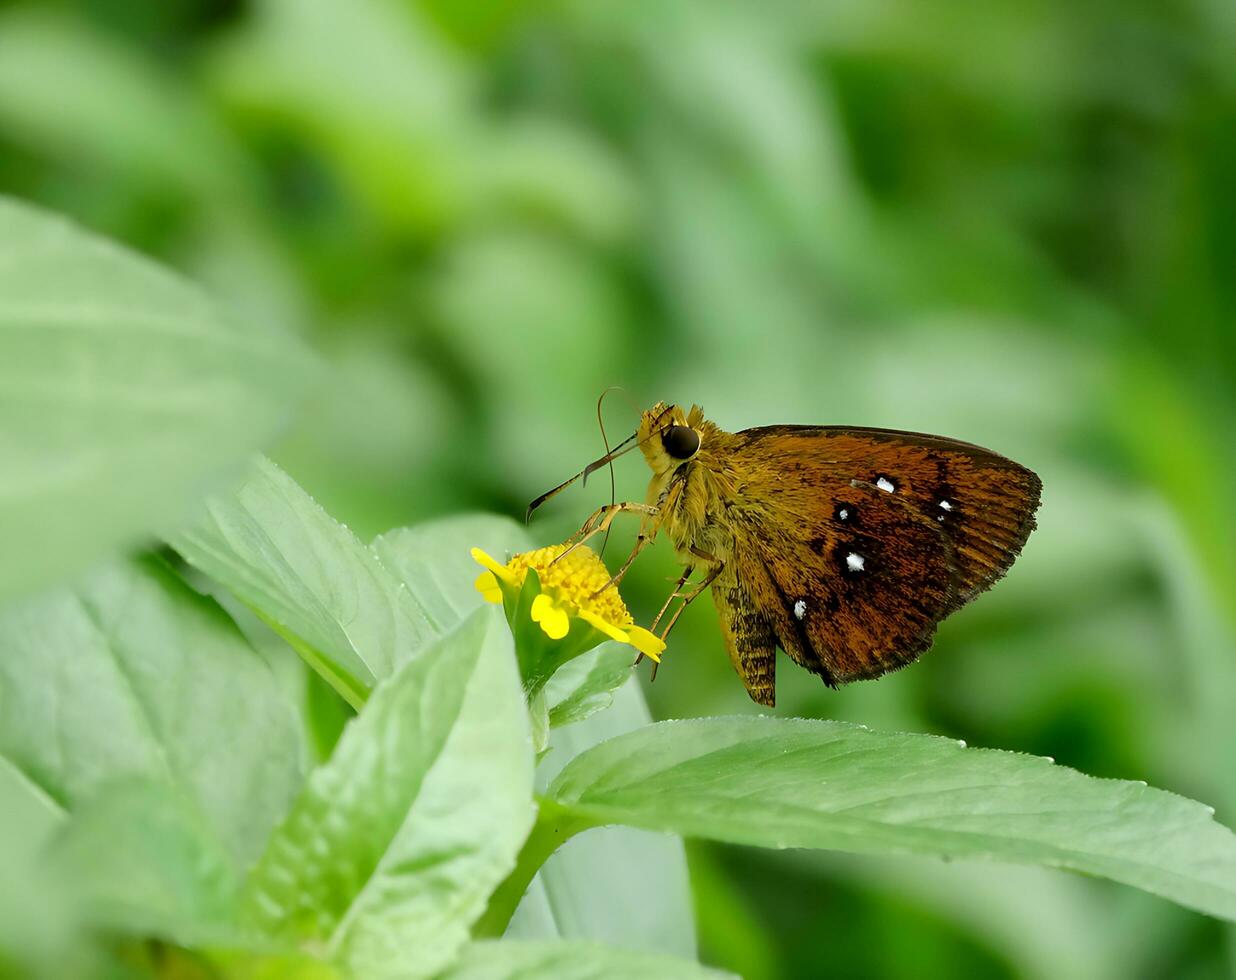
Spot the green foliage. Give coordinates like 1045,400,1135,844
175,465,636,726
172,456,432,706
548,718,1236,922
373,520,635,725
0,461,705,976
246,608,533,979
0,558,303,871
47,780,241,944
510,680,697,959
438,940,733,979
0,11,248,200
543,646,635,728
7,426,1236,977
2,0,1235,976
0,199,312,600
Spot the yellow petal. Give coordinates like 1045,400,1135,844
531,593,570,640
625,626,665,662
577,609,630,644
471,547,518,585
473,571,502,604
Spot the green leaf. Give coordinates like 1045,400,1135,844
438,940,733,979
173,457,442,707
0,759,88,980
372,515,632,727
132,946,344,980
0,557,303,870
549,717,1236,923
245,606,535,980
371,514,530,629
543,647,635,728
177,477,634,719
508,682,697,960
46,779,241,943
0,197,311,598
375,523,693,955
0,755,64,849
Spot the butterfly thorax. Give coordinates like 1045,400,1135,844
638,403,742,566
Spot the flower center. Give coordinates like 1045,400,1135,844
506,544,631,625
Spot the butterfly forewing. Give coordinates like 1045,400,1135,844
716,426,1041,696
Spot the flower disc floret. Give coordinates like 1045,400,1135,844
505,544,633,631
471,542,665,694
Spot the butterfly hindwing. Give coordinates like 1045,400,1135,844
736,480,960,685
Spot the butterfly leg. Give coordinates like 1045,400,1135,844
633,567,694,670
651,567,694,632
644,550,724,682
553,502,660,565
589,510,664,596
653,547,724,639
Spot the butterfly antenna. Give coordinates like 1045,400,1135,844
579,402,673,484
525,402,670,522
525,430,639,523
594,387,640,557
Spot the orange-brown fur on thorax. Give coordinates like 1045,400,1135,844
637,403,741,567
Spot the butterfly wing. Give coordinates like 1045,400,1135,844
716,425,1040,699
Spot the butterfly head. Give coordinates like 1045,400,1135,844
638,402,707,477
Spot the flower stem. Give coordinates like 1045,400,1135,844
472,796,591,938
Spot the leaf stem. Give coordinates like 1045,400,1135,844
472,796,591,938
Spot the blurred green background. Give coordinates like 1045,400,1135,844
2,0,1234,976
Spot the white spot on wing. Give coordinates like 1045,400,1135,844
793,599,807,620
845,552,865,572
838,508,849,520
876,477,895,493
939,499,953,511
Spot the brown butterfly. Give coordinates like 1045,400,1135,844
528,402,1041,706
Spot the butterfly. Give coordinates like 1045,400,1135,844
528,402,1041,706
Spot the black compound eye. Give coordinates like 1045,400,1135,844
662,425,701,460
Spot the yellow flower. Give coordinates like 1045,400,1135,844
472,544,665,661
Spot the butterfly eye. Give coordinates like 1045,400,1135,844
662,425,701,460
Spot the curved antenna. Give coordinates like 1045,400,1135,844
524,403,673,523
595,387,640,557
524,431,638,523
